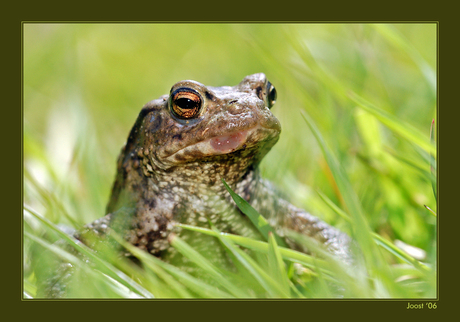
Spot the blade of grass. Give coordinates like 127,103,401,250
23,278,37,299
317,190,431,271
284,229,372,298
214,230,291,298
354,108,383,157
134,255,195,298
384,147,436,188
24,169,80,227
24,205,154,298
372,234,430,272
429,119,437,200
266,233,305,298
25,231,84,269
168,234,251,298
424,205,437,217
177,223,334,277
301,110,415,299
112,233,233,298
25,231,145,298
267,232,292,295
316,190,351,223
222,179,287,247
301,111,378,265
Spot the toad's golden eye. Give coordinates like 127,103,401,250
170,88,203,119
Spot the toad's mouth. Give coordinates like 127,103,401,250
209,130,249,154
161,125,280,164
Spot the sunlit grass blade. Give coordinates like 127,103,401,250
124,248,194,298
317,190,431,272
24,232,144,298
284,229,373,298
23,277,36,298
384,147,436,188
301,111,377,266
316,190,351,224
349,92,436,156
372,234,430,272
222,179,287,247
424,205,437,217
213,230,291,298
25,231,84,270
24,205,154,298
354,109,383,156
24,168,80,227
177,224,334,277
299,111,426,297
23,291,33,299
141,261,195,298
168,234,251,298
112,233,232,298
429,119,437,200
267,232,292,295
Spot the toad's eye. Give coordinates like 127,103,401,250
267,81,277,109
170,88,203,119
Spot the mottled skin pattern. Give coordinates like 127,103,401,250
42,74,352,296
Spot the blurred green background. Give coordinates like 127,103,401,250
23,23,436,297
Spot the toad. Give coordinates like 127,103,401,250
42,74,352,296
82,73,351,259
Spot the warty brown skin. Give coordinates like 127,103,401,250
75,73,352,281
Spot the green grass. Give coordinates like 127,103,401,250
23,23,436,298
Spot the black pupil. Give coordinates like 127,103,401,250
176,98,198,109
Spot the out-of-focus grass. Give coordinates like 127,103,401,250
23,23,436,298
